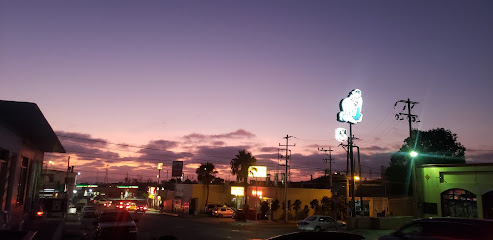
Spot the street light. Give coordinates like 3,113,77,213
410,150,419,217
354,176,360,181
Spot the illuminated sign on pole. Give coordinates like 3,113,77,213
171,161,183,177
335,128,348,143
157,163,163,170
231,186,244,196
337,89,363,124
248,166,267,178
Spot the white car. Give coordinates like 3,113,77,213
297,215,343,232
213,207,234,218
96,210,138,240
95,198,110,205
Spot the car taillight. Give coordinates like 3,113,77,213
36,211,44,216
104,203,107,206
143,207,147,210
126,205,130,208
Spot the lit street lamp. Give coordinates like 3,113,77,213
410,151,419,217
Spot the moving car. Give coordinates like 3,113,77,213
96,210,138,240
94,197,108,204
213,207,234,218
204,204,222,215
379,218,493,240
266,232,364,240
297,215,343,232
81,206,98,218
135,204,148,213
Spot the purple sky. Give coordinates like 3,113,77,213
1,1,492,183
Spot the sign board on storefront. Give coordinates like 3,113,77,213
231,186,244,196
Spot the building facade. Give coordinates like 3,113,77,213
416,163,493,219
0,100,65,229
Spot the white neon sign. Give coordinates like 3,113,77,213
335,128,348,143
337,89,363,124
248,166,267,178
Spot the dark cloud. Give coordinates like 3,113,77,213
362,145,392,152
61,142,121,161
141,140,179,151
56,130,108,147
259,147,279,153
183,129,256,141
212,141,226,146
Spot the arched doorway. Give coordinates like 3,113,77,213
441,189,477,218
482,191,493,219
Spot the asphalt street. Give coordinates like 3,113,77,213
63,204,393,240
137,212,296,240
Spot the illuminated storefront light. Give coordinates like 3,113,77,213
231,186,244,196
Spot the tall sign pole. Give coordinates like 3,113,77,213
337,89,363,218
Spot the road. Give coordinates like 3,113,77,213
65,205,296,240
136,212,295,240
64,204,392,240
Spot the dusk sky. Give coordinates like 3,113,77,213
1,1,492,183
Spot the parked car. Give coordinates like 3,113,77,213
81,206,98,218
204,204,222,215
96,210,138,240
213,207,235,218
297,215,343,232
265,232,364,240
379,218,493,240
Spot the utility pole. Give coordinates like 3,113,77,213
66,156,70,219
395,98,420,142
104,164,109,184
279,135,295,223
395,98,420,218
319,147,334,188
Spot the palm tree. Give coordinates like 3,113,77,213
196,162,217,208
230,150,257,207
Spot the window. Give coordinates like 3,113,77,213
16,157,29,205
0,148,9,206
441,188,477,218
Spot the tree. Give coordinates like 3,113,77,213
293,200,302,220
310,199,320,214
320,196,331,215
271,199,280,221
231,150,257,206
386,128,466,194
196,162,218,208
260,201,270,220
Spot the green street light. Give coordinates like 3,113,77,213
410,151,418,158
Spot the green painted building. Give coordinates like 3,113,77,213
416,163,493,219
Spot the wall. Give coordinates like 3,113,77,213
417,164,493,219
388,196,414,216
0,125,44,228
